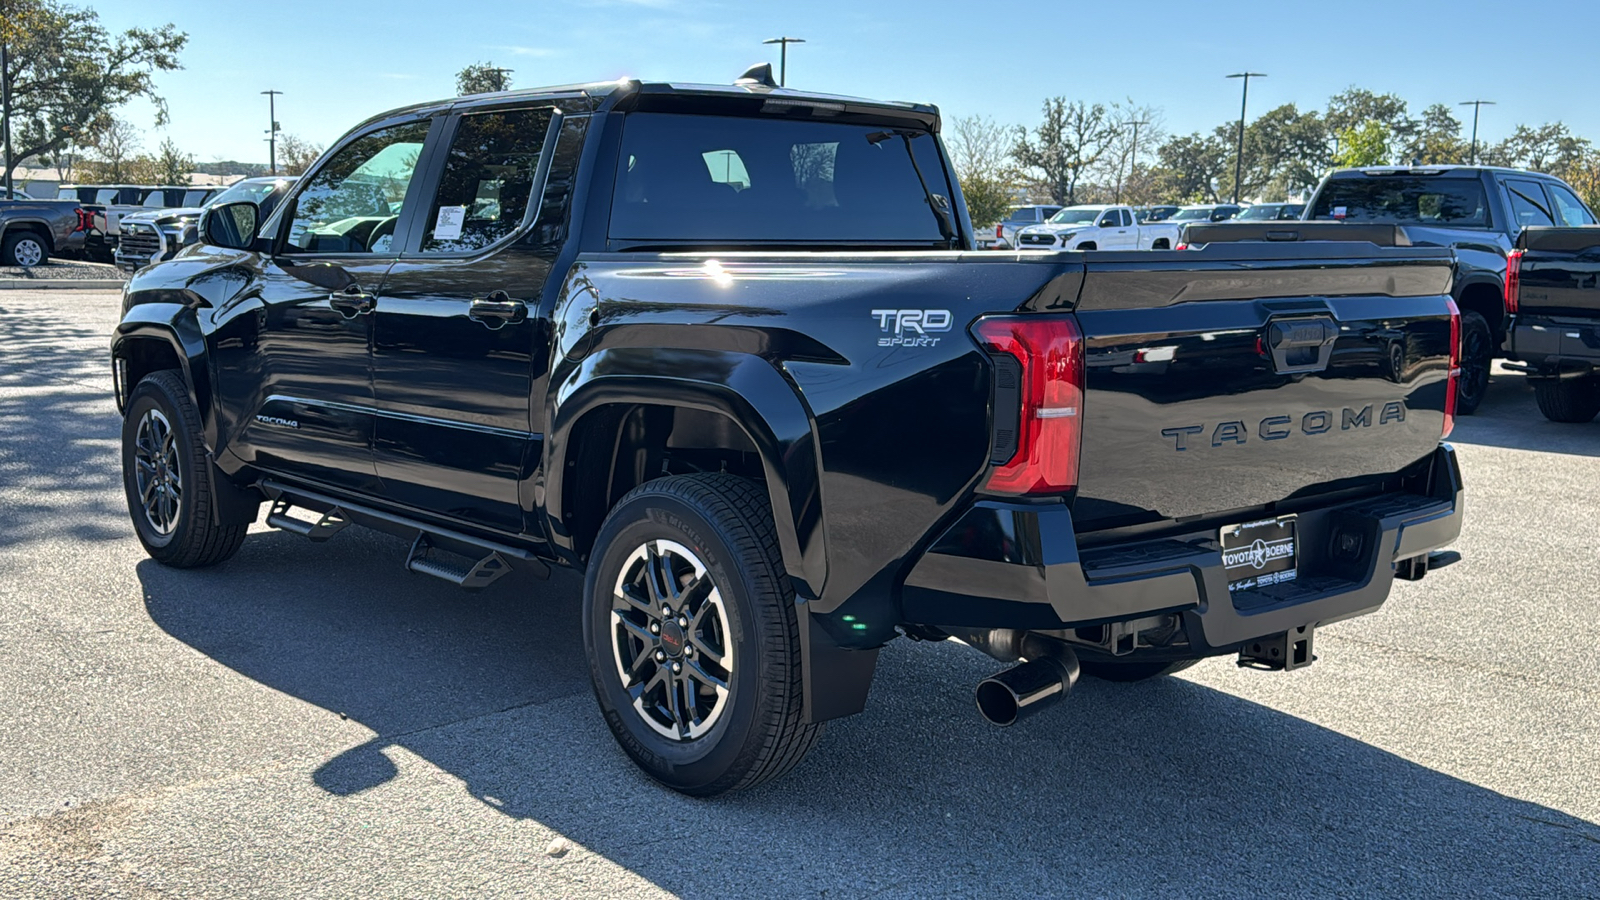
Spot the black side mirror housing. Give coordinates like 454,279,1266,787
200,201,260,250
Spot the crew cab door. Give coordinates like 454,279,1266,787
369,104,563,534
212,116,438,495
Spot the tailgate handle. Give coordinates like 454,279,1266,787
1265,317,1338,374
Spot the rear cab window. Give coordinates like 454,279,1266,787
1310,175,1491,228
608,112,955,247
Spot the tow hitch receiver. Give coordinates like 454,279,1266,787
1237,624,1315,671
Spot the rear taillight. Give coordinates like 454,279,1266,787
1174,242,1189,251
1504,249,1523,314
996,223,1004,239
74,209,92,233
974,315,1085,494
1443,298,1460,438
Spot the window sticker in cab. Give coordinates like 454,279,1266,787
434,206,466,241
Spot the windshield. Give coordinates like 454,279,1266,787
1170,207,1216,221
1309,177,1489,227
208,179,286,209
1236,204,1283,220
1048,207,1104,225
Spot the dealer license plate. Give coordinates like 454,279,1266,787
1220,516,1298,592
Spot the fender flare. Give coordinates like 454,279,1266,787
544,346,827,601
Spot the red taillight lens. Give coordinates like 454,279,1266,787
1443,298,1460,438
1174,242,1189,251
996,223,1004,239
974,315,1085,494
75,209,92,233
1504,249,1523,314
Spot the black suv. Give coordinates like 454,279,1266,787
1305,165,1598,413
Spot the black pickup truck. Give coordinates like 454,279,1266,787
112,70,1465,796
1304,165,1599,414
1503,227,1600,421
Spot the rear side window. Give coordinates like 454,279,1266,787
1545,183,1596,226
609,113,952,245
1005,208,1036,223
420,107,554,253
1505,180,1555,227
1310,177,1490,227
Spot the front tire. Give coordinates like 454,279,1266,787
582,474,822,796
121,371,248,567
1534,376,1600,423
1454,311,1493,415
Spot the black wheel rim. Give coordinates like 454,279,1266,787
133,408,181,535
1459,326,1490,405
610,539,733,741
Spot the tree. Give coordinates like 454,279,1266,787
1217,104,1330,201
456,62,512,96
1100,102,1166,203
1485,123,1592,174
1402,103,1467,165
1012,98,1116,205
1326,88,1412,144
947,114,1019,228
78,117,139,182
1334,121,1392,168
0,0,186,185
151,136,192,184
275,133,324,176
1151,132,1230,203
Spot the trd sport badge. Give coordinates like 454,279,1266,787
873,308,952,348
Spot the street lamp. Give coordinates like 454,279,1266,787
762,37,806,87
262,90,283,175
1459,100,1495,165
1115,119,1149,203
1226,72,1266,204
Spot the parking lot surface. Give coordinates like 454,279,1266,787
1,289,1597,898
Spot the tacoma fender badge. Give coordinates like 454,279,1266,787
255,414,300,429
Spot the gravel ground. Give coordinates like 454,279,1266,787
0,289,1596,898
0,259,124,281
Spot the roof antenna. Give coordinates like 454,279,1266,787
735,63,778,88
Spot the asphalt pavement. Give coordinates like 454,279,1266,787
1,289,1596,898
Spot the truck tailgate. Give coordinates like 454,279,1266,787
1066,246,1456,531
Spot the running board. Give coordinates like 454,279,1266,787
406,535,511,590
258,479,550,586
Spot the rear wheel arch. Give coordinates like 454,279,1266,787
1456,279,1505,343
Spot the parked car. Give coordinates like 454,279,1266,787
2,188,37,200
0,197,89,266
981,204,1063,249
1169,203,1243,228
1135,204,1180,223
113,70,1464,797
1236,202,1305,221
1502,227,1600,422
56,184,223,261
1304,165,1598,414
116,177,296,272
1015,204,1180,250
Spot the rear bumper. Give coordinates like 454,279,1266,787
1507,316,1600,378
901,444,1463,653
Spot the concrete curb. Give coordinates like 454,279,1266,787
0,280,126,290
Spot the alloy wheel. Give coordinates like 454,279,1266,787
133,408,181,535
610,539,734,741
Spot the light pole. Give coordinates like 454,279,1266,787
1459,99,1495,165
1226,72,1265,204
261,90,283,175
762,37,806,87
2,38,12,199
1115,119,1149,203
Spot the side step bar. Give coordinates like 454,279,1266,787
259,479,550,588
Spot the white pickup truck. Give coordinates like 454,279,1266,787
1013,204,1181,251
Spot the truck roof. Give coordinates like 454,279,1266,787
1328,164,1563,179
348,77,941,135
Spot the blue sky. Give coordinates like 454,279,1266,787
86,0,1600,166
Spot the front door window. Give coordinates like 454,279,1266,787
284,120,431,255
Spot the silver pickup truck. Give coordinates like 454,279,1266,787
0,198,87,267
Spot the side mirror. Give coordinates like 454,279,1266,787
199,201,260,250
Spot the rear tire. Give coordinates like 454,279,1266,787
1533,376,1600,423
2,230,48,267
583,473,822,796
1454,311,1492,415
1078,658,1199,682
121,371,248,567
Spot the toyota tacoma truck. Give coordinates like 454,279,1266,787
111,68,1465,796
1015,204,1179,250
1304,165,1598,415
1502,227,1600,422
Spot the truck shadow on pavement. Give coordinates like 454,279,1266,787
0,302,128,549
138,529,1600,898
1452,370,1600,457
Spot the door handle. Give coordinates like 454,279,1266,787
328,285,374,316
468,290,527,328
